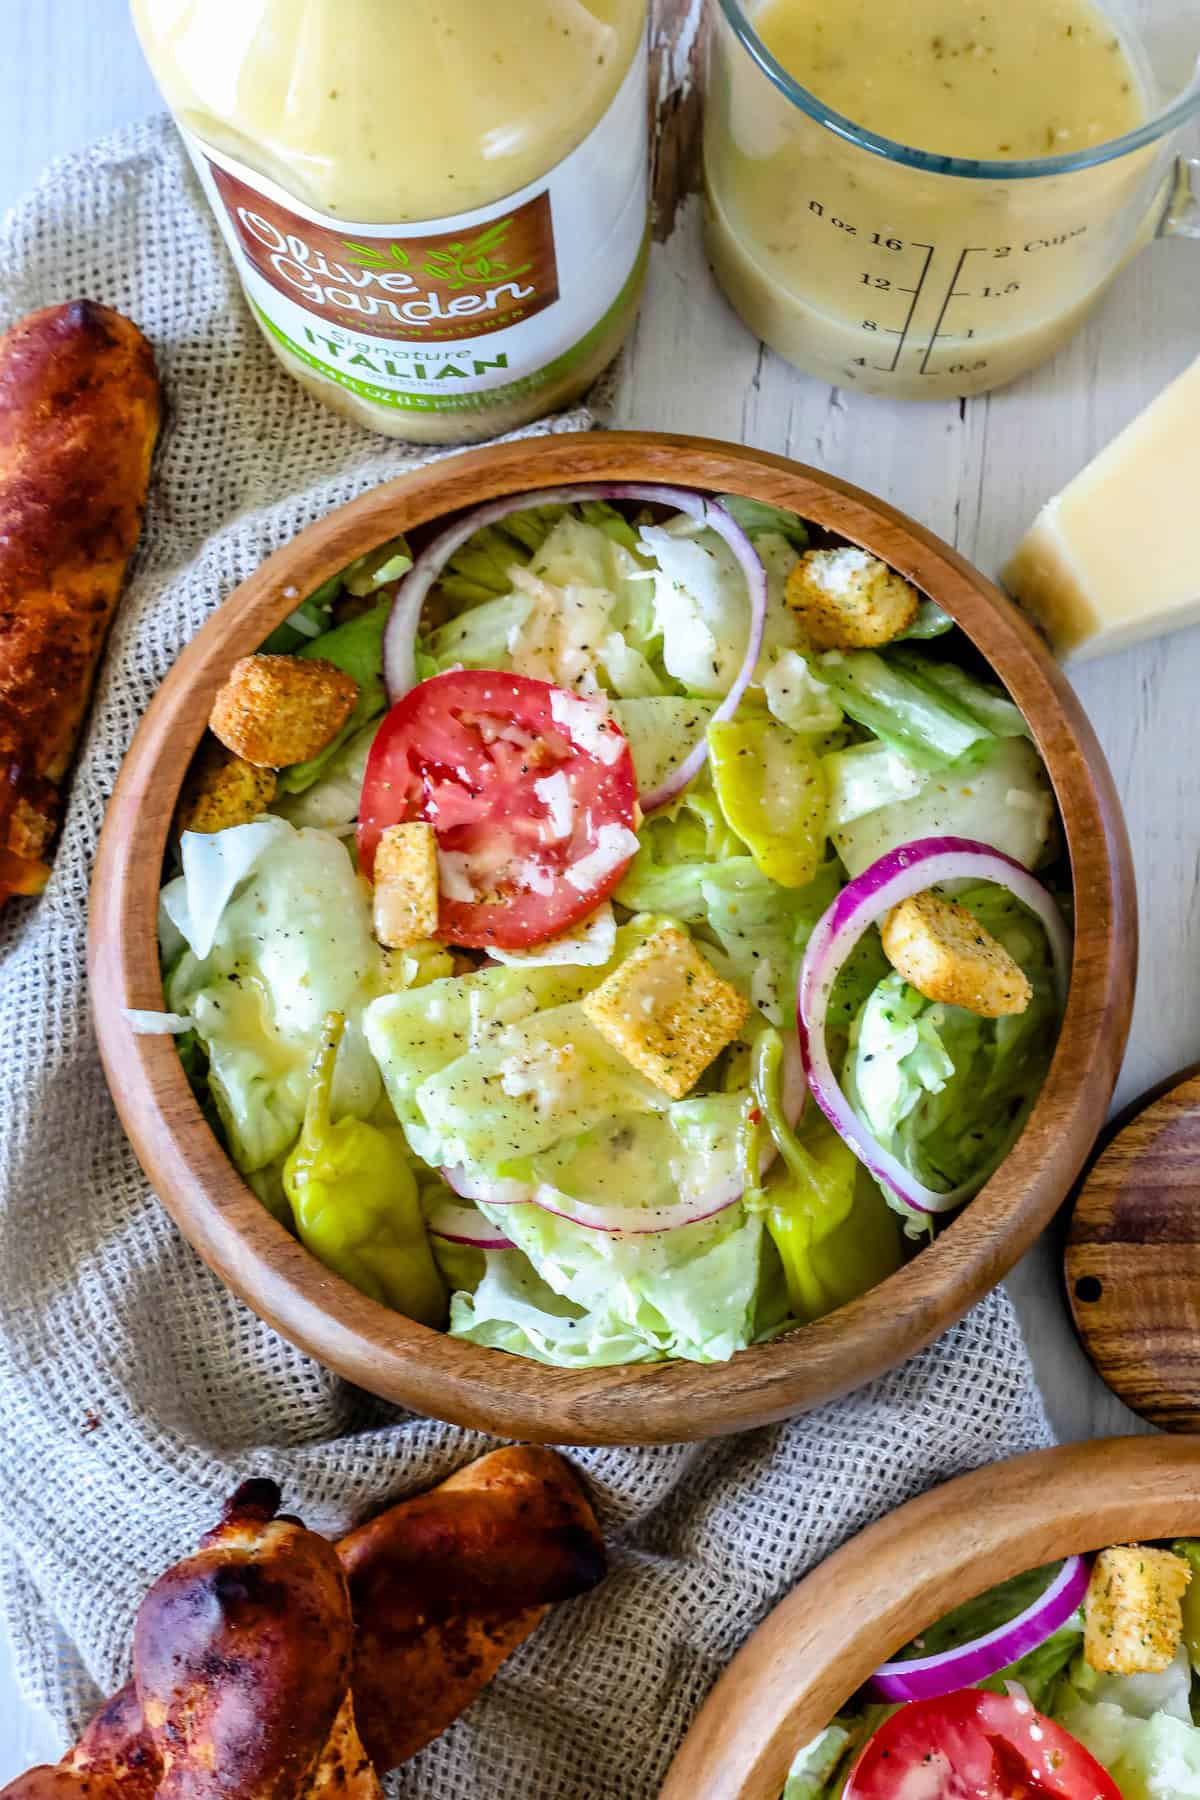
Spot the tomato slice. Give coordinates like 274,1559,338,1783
358,670,639,950
844,1690,1121,1800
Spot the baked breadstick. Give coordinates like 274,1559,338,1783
340,1444,606,1768
0,1450,605,1794
0,299,159,904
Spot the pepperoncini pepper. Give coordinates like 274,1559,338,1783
709,715,828,888
1172,1540,1200,1670
283,1012,447,1326
752,1028,903,1323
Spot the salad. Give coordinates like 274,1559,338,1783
142,481,1070,1367
787,1539,1200,1799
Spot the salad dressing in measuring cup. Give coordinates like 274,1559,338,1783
705,0,1200,397
132,0,649,440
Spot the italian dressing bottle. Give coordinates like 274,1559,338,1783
133,0,650,441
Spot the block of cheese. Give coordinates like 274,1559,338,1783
1003,354,1200,661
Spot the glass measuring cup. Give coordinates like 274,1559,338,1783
704,0,1200,398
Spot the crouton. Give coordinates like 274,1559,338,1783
785,547,920,649
1084,1545,1191,1675
881,890,1032,1018
373,822,440,950
209,654,359,768
176,738,278,835
581,923,748,1099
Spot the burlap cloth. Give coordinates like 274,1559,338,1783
0,116,1054,1792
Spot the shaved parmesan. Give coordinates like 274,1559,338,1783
534,769,575,841
437,850,479,903
489,903,617,968
565,823,640,892
550,689,625,765
514,859,556,897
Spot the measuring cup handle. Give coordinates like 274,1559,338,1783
1160,156,1200,240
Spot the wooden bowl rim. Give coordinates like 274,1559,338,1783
660,1435,1200,1800
88,430,1136,1445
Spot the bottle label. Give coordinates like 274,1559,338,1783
184,37,648,415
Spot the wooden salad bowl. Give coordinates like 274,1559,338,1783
88,431,1136,1445
661,1436,1200,1799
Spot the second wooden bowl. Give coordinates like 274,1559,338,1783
89,430,1135,1444
662,1436,1200,1798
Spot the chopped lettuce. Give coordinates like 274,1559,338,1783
426,590,533,673
890,649,1031,738
812,648,992,770
1175,1539,1200,1670
278,599,392,795
614,775,840,1026
782,1725,853,1799
615,776,743,924
828,735,1056,877
612,697,716,796
405,1001,669,1169
763,649,844,735
843,885,1060,1200
272,719,380,832
897,598,954,640
341,534,413,596
824,742,927,832
464,1193,767,1364
259,535,409,656
511,1094,748,1218
1111,1712,1200,1797
424,511,661,700
716,493,810,549
1055,1646,1200,1791
434,500,636,609
163,819,386,1173
698,858,842,1026
362,961,599,1149
1064,1643,1194,1726
638,520,752,698
449,1251,660,1366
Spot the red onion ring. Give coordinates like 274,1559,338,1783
866,1556,1089,1703
797,836,1071,1217
436,1046,804,1237
382,483,768,811
527,1175,745,1237
426,1198,516,1251
441,1164,530,1207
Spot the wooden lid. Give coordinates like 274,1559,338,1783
1067,1064,1200,1430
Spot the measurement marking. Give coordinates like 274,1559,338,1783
919,247,986,373
883,241,934,373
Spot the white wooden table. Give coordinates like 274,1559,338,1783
1,0,1196,1775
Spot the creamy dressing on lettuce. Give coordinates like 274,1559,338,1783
163,496,1066,1366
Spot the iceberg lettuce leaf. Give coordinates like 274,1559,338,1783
829,736,1056,877
843,886,1061,1199
164,821,386,1172
278,599,392,795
